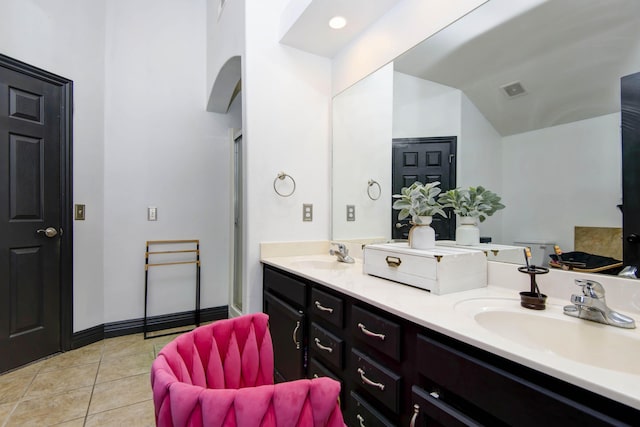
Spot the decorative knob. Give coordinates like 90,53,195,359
627,233,640,244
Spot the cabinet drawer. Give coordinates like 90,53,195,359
310,287,344,328
351,305,401,361
411,385,482,427
308,358,344,407
416,334,618,426
264,267,306,308
351,348,401,413
349,391,395,427
310,322,344,369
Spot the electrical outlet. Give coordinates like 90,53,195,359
148,206,157,221
303,204,313,222
74,204,85,220
347,205,355,221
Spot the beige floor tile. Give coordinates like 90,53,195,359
51,417,86,426
40,343,103,372
0,372,34,404
88,373,152,415
24,363,98,399
5,386,91,427
0,359,43,382
0,401,17,425
96,351,155,384
85,399,155,427
102,337,155,361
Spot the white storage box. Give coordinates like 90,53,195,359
363,242,487,295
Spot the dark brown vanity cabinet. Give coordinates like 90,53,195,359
263,265,640,426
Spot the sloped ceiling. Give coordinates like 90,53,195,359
394,0,640,136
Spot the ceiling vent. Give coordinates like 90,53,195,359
500,81,527,98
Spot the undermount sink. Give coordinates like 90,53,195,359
455,298,640,375
288,259,351,270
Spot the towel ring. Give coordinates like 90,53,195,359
273,172,296,197
367,179,381,200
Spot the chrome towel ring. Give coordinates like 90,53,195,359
273,172,296,197
367,179,381,200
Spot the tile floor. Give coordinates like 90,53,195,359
0,329,185,426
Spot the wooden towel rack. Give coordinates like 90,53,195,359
144,239,201,339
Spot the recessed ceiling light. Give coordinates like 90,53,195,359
329,16,347,30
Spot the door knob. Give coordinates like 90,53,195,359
36,227,58,238
627,233,640,244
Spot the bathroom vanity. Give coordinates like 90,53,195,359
261,254,640,426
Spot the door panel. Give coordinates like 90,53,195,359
392,137,457,240
621,72,640,268
0,61,63,373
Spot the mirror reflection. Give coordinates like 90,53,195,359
332,0,640,269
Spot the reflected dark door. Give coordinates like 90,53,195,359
392,137,456,240
0,58,68,372
622,72,640,268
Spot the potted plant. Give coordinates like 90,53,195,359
392,181,446,249
438,186,505,245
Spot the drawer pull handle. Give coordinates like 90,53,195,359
314,301,334,313
356,414,366,427
385,256,402,267
409,404,419,427
357,367,385,391
292,321,301,349
313,373,319,378
357,323,386,340
314,337,333,353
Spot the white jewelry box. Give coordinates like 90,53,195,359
363,242,487,295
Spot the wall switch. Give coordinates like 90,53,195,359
74,204,85,220
148,206,157,221
303,204,313,222
347,205,355,221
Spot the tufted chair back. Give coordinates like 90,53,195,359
151,313,345,426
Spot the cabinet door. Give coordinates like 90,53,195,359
264,291,305,382
410,386,483,427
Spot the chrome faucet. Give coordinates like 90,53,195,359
329,242,355,264
563,279,636,329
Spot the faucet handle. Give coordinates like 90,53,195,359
574,279,605,299
331,242,347,252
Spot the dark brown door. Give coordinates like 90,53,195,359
392,137,456,240
621,72,640,269
0,56,71,373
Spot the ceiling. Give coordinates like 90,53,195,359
394,0,640,136
279,0,402,58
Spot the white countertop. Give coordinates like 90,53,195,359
261,253,640,411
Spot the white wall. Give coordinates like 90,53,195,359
0,0,107,331
102,0,234,323
332,0,487,95
393,71,460,138
460,94,503,241
333,63,393,240
244,0,332,313
206,0,244,107
501,113,622,251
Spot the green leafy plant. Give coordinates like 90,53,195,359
392,181,446,224
438,186,505,222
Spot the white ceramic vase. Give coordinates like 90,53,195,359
409,216,436,250
456,216,480,246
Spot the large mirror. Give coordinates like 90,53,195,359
332,0,640,268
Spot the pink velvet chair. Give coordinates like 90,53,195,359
150,313,345,426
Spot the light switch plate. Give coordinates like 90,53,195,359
347,205,355,221
148,206,157,221
303,204,313,222
74,204,85,220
